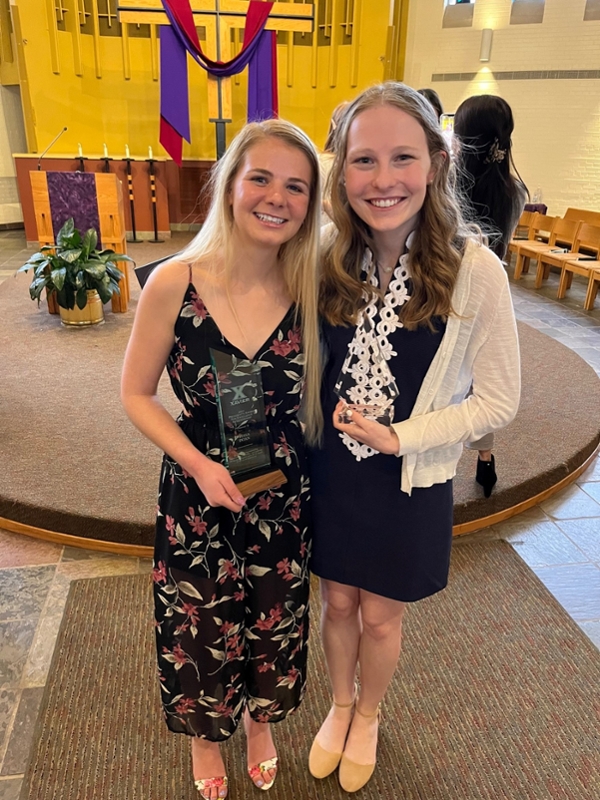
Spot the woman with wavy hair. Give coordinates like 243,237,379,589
307,82,520,792
122,119,322,799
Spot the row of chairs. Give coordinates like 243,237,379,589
507,210,600,311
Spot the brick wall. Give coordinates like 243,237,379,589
404,0,600,215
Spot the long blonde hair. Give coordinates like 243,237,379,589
178,120,323,444
320,82,471,329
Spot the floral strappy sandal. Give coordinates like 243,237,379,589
248,757,278,791
194,776,229,799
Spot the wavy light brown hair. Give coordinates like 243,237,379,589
320,82,471,330
177,120,323,444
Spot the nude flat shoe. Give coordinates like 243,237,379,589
338,705,380,793
308,691,357,780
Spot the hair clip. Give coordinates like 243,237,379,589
484,139,507,164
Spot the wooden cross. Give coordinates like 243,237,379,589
118,1,314,156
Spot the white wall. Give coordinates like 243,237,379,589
404,0,600,215
0,85,27,225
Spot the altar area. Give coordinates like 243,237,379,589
1,233,599,555
13,153,211,245
2,1,600,554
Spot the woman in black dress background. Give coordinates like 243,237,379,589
454,94,528,263
453,94,528,496
308,83,520,793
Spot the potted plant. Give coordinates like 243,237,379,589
18,217,133,326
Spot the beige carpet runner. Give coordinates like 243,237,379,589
21,541,600,800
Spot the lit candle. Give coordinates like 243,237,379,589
78,143,83,158
103,143,108,158
125,144,130,159
148,146,153,160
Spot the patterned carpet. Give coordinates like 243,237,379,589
20,541,600,800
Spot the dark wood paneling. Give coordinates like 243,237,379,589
15,156,194,242
165,160,214,225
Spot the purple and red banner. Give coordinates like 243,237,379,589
159,0,278,164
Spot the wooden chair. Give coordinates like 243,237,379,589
507,210,534,264
584,268,600,311
537,222,600,290
517,218,580,287
564,207,600,227
512,214,558,279
557,257,600,310
510,210,534,243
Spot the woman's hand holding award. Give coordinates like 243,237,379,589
210,348,287,496
335,314,399,426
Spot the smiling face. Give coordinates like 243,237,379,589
344,103,437,251
228,137,313,254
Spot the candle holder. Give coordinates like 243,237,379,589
124,151,143,244
76,144,86,173
146,154,163,244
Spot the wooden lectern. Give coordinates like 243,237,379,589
29,171,130,313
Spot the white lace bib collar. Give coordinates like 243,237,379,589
339,240,413,461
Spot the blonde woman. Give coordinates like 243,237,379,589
308,83,520,792
121,120,322,800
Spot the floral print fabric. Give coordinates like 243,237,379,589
154,283,311,741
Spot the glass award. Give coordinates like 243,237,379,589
209,348,287,496
334,314,399,426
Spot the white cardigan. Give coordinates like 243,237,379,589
391,238,521,494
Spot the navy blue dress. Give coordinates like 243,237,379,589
309,262,453,603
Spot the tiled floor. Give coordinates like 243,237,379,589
0,237,599,798
0,541,151,798
0,230,30,288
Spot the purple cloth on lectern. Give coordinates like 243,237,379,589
160,25,190,142
46,172,101,248
248,30,276,122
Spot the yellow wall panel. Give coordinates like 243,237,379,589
15,0,391,159
0,0,19,86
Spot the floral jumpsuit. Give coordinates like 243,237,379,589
153,278,311,741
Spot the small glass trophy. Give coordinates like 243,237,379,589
210,348,287,495
334,315,399,426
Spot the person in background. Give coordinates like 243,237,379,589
307,82,520,792
121,119,322,800
320,101,350,222
453,94,528,496
417,87,444,121
324,101,351,154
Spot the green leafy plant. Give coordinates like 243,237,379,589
18,217,133,310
